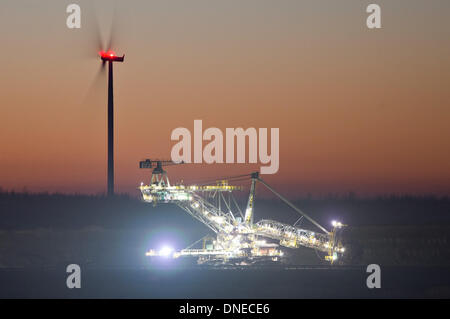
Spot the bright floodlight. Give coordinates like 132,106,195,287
332,220,343,228
158,246,174,257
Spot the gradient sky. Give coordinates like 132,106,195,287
0,0,449,196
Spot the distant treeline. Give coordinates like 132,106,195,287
0,190,449,230
0,191,450,267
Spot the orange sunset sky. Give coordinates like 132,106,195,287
0,0,449,197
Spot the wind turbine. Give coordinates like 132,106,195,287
86,7,125,197
99,50,124,196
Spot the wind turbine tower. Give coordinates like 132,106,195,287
99,50,124,196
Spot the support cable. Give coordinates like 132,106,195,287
257,177,329,234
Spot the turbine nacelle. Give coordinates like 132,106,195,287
99,50,124,62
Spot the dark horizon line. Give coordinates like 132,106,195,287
0,187,448,201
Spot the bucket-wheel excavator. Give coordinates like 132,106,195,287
139,159,345,265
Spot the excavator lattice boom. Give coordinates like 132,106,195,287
139,159,345,265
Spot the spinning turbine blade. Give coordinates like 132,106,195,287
83,63,106,103
106,6,118,50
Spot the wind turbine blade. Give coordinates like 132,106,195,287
82,63,106,104
93,11,105,52
82,2,105,55
106,6,118,50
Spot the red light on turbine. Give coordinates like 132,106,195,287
99,50,116,59
99,50,124,62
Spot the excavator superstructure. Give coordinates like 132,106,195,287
139,159,345,265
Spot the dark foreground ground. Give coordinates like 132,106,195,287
1,265,450,298
1,192,449,298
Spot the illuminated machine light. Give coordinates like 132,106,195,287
192,202,200,208
332,220,343,228
211,216,226,224
158,246,174,257
232,236,241,244
145,250,157,256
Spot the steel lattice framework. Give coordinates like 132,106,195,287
139,159,345,265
